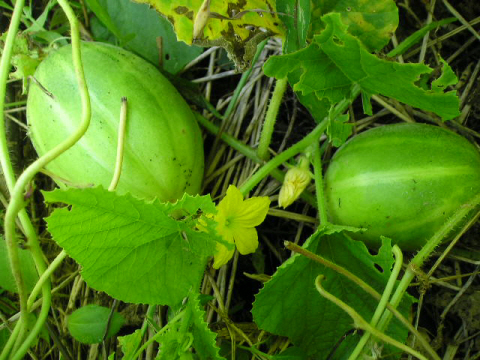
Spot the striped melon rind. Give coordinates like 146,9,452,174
324,123,480,250
27,42,204,202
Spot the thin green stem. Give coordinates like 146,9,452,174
10,292,51,360
0,319,22,360
312,141,328,225
223,39,268,119
376,193,480,334
285,241,441,360
27,250,68,310
238,88,359,195
257,77,288,160
131,310,185,360
348,245,404,360
4,100,27,108
109,97,128,191
315,276,428,360
239,119,328,196
0,1,29,355
196,112,317,205
3,0,91,358
0,0,25,192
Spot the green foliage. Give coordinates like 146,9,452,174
277,0,311,53
44,187,219,306
133,0,284,70
155,293,224,360
387,17,457,57
0,32,42,93
265,13,460,121
118,329,143,358
252,228,415,359
309,0,398,51
326,112,352,147
0,237,38,293
67,304,125,344
86,0,202,74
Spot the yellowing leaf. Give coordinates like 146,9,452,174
133,0,285,70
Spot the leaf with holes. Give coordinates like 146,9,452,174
264,12,460,121
132,0,285,70
252,226,416,359
309,0,398,51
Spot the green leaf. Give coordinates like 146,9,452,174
67,304,125,344
44,187,218,305
252,229,415,359
387,17,457,57
155,293,224,360
310,0,398,51
187,293,224,359
326,112,353,147
277,0,311,53
0,237,38,293
118,329,143,359
86,0,203,74
431,58,458,93
133,0,284,71
287,69,330,123
264,13,460,120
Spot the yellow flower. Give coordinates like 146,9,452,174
213,185,270,269
278,156,311,208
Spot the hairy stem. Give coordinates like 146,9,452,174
3,1,92,358
315,276,428,360
376,193,480,334
348,246,405,360
0,2,29,355
239,118,328,195
312,141,328,225
286,241,440,360
257,77,288,160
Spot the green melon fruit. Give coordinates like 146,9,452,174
324,123,480,250
27,42,204,202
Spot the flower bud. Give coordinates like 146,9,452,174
278,157,311,208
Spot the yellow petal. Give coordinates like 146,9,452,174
233,227,258,255
217,185,243,215
213,242,235,269
234,196,270,227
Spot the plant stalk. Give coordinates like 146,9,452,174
2,0,92,358
315,276,428,360
312,141,328,225
257,77,288,160
376,193,480,334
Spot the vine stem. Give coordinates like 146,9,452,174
131,311,185,360
257,77,288,160
239,118,328,195
0,0,29,356
376,193,480,334
237,85,359,195
348,245,404,360
285,241,441,360
315,276,428,360
312,141,328,225
1,0,91,358
109,97,128,191
196,113,317,205
27,250,68,310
